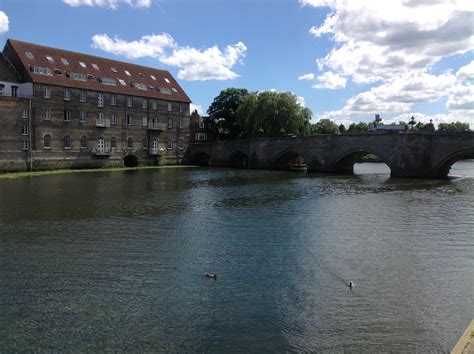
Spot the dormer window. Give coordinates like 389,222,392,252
139,73,145,78
54,69,62,75
46,55,55,63
124,70,131,76
61,58,69,65
87,74,95,80
118,79,126,86
111,67,117,73
92,63,100,70
79,61,87,68
25,52,34,59
150,74,156,80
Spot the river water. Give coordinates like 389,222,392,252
0,162,473,351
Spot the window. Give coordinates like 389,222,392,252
127,114,132,125
21,125,28,135
98,112,104,125
167,117,173,128
61,58,69,65
46,55,54,63
11,86,18,98
21,109,29,119
44,134,52,149
142,99,147,109
160,87,172,95
63,136,71,149
22,139,29,151
32,66,52,76
126,96,132,108
44,107,51,120
64,88,71,101
167,102,172,112
152,100,157,110
171,88,178,93
179,116,183,129
0,84,4,96
54,69,62,75
92,63,100,70
101,78,116,86
142,116,148,127
119,79,126,86
164,78,170,83
142,138,148,149
199,121,204,129
43,86,51,98
69,72,87,81
111,67,118,73
25,51,34,59
179,103,184,113
110,113,116,125
167,138,172,149
80,90,87,102
195,132,207,141
80,111,87,122
80,136,87,149
139,73,145,78
110,94,117,105
111,137,117,149
98,93,104,107
79,61,87,68
64,110,72,121
179,138,184,150
124,70,131,76
150,74,156,80
134,82,147,90
127,137,133,150
87,74,95,81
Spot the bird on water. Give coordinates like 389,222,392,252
205,272,217,280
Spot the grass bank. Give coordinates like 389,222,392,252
0,165,198,180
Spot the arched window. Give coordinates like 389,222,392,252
80,136,87,149
63,136,71,149
111,136,117,149
43,134,52,149
142,138,148,149
127,137,133,150
167,138,172,149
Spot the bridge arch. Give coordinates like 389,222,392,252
272,149,308,171
227,150,249,168
331,148,392,174
435,148,474,177
191,152,212,167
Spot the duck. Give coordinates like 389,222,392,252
348,281,354,290
205,272,217,280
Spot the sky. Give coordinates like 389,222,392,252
0,0,473,126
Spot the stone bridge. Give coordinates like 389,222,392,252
188,133,474,178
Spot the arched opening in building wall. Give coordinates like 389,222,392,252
273,151,307,171
334,150,391,175
438,149,474,178
228,151,248,169
124,155,139,167
192,152,211,167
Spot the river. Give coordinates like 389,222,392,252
0,162,473,351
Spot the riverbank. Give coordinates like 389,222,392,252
452,320,474,354
0,165,198,180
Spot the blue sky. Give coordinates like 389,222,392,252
0,0,473,126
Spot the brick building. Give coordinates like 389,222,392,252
189,110,224,143
0,39,192,171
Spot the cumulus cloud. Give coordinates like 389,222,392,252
92,33,246,81
63,0,151,9
296,96,306,107
313,71,346,89
0,11,9,33
456,60,474,83
298,73,315,80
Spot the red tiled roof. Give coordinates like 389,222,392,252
4,39,191,103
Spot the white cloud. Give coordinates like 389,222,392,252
305,0,474,83
190,103,204,115
0,11,9,33
456,60,474,83
92,33,246,81
296,96,306,107
63,0,151,9
313,71,346,89
298,73,314,80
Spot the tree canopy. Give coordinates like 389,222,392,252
311,119,341,134
236,91,312,139
207,88,250,139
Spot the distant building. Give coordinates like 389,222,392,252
189,110,224,143
0,39,192,171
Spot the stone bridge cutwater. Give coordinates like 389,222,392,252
188,133,474,178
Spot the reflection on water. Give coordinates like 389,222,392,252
0,162,473,351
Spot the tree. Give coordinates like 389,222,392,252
207,88,250,139
438,121,470,133
311,119,340,134
338,123,347,133
347,121,368,133
236,91,312,139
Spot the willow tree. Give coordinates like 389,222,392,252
236,91,312,139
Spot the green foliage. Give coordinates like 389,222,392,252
311,119,341,134
437,121,471,133
207,88,250,139
347,122,368,133
338,124,347,133
236,91,313,139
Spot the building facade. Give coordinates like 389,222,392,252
189,110,224,143
0,39,192,171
